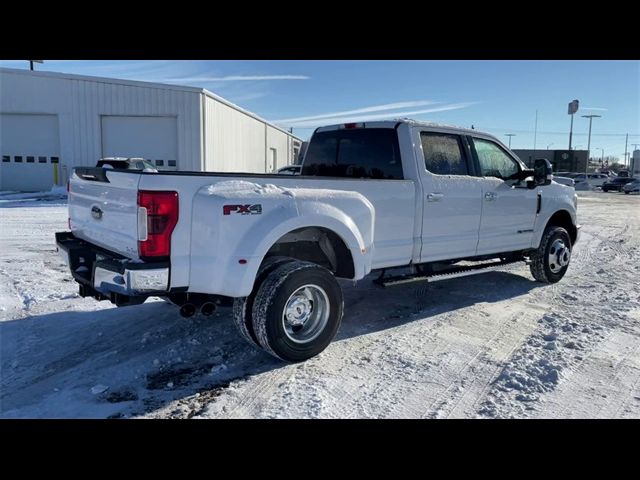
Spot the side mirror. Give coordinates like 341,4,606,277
534,158,552,186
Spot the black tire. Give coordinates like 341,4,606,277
232,256,294,348
251,260,343,362
530,226,572,284
625,191,630,194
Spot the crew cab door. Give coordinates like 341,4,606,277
417,130,483,262
469,136,538,254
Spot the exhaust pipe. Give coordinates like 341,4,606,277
179,303,197,318
201,302,217,316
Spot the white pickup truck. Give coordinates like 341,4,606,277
56,120,580,362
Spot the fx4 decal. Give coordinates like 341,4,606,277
223,204,263,216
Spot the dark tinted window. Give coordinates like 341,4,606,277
2,155,9,162
14,156,23,163
302,129,403,179
421,133,468,175
38,156,47,163
26,156,35,163
155,160,164,167
168,160,176,167
50,156,59,164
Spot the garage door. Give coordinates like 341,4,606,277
101,116,178,170
0,114,60,192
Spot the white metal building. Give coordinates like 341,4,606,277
0,67,302,191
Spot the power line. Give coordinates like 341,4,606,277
475,127,640,137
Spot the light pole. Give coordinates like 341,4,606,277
546,143,554,150
600,148,604,164
582,114,601,174
505,134,516,148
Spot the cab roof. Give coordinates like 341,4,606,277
315,119,489,138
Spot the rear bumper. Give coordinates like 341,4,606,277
55,231,170,301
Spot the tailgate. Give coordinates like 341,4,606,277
69,168,141,259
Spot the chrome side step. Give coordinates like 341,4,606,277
376,258,526,288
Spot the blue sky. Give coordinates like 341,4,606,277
2,60,639,160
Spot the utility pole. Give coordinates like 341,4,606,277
533,109,538,151
624,133,628,168
505,133,516,148
582,114,601,174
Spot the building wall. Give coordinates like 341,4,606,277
1,68,301,191
0,68,202,189
203,94,295,173
513,149,588,172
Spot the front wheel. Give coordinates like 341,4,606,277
530,226,572,284
251,260,344,362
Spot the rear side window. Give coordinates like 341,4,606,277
302,129,403,179
421,133,469,175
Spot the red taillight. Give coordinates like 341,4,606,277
137,190,179,259
344,123,357,129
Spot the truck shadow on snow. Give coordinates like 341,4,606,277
0,270,540,418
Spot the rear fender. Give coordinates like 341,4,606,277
188,181,374,297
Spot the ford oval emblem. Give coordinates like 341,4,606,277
91,206,103,220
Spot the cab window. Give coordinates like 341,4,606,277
421,133,469,175
472,138,520,180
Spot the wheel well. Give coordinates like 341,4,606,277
546,210,577,245
264,227,355,279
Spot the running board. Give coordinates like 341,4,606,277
375,258,527,288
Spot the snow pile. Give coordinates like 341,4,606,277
204,180,295,198
479,305,619,417
0,187,67,207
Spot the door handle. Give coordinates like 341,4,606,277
427,193,444,202
484,192,497,201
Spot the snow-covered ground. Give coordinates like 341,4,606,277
1,190,639,418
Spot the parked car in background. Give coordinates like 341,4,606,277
617,170,630,178
276,165,302,175
96,157,158,172
572,173,609,188
623,178,640,194
553,176,575,188
602,177,635,192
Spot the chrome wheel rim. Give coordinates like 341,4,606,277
548,238,571,273
282,285,330,344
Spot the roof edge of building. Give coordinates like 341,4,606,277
0,67,302,141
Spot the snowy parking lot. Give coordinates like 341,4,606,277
1,190,639,418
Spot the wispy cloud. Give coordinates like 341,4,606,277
582,107,608,111
276,103,478,128
226,92,268,102
273,101,440,124
164,75,310,82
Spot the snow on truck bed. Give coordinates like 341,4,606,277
1,191,639,419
